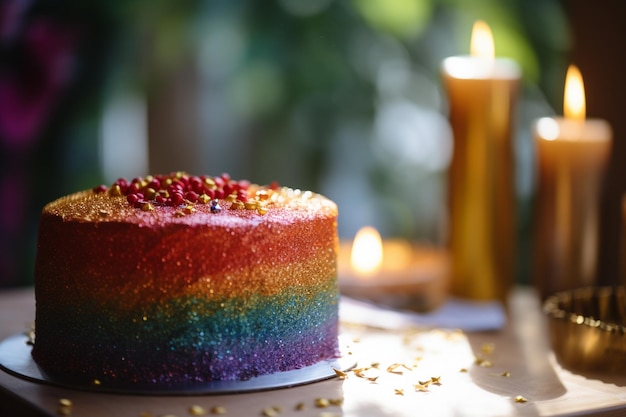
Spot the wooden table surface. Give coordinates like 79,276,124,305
1,286,625,417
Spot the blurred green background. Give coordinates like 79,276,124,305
0,0,574,286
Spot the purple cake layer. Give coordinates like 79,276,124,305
33,282,339,385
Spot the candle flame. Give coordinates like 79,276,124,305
564,65,586,120
470,20,494,59
350,226,383,276
535,117,560,141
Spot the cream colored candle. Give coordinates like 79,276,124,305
532,65,612,299
441,21,521,303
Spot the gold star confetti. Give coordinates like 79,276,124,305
189,405,207,415
387,363,403,374
58,399,72,407
261,406,280,417
314,398,330,408
328,398,344,406
386,363,411,374
481,342,495,354
56,407,72,416
333,368,348,379
475,357,493,367
56,398,73,416
210,406,226,415
414,383,429,392
515,396,528,403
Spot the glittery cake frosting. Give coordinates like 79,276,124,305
32,173,339,386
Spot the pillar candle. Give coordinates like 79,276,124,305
532,65,612,299
441,21,521,303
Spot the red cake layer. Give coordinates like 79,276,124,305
36,189,337,304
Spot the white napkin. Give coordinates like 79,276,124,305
339,295,506,332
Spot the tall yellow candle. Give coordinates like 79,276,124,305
441,21,521,303
532,65,612,299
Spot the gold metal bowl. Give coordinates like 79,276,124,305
544,286,626,374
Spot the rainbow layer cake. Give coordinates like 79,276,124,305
32,173,339,386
